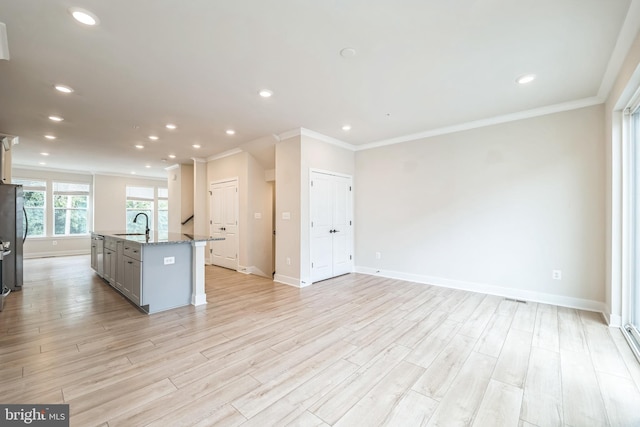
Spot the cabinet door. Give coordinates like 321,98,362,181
123,257,134,298
104,249,113,283
130,260,141,305
91,242,97,271
115,241,124,291
123,256,142,305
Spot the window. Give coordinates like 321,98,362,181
53,182,90,235
158,187,168,233
13,178,46,237
126,186,154,234
125,186,168,234
627,104,640,354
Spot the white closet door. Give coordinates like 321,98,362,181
311,174,334,282
210,179,238,270
310,171,353,282
331,176,353,277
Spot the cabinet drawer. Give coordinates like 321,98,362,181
123,242,142,261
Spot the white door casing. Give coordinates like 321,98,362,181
210,179,239,270
310,171,353,282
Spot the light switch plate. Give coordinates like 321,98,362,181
164,256,175,265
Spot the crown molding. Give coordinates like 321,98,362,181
206,148,243,162
300,128,356,151
191,157,207,163
355,96,604,151
277,129,301,141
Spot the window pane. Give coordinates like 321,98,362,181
24,190,45,208
54,195,88,209
158,200,169,210
158,211,168,232
25,208,45,236
126,210,153,233
158,188,168,198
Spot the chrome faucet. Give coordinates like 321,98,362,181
133,212,150,238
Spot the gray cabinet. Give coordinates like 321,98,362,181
115,240,125,292
124,256,142,305
91,234,193,314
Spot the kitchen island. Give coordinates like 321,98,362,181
90,231,222,314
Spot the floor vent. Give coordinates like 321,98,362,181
504,297,527,304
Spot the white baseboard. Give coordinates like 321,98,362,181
238,265,270,278
191,294,208,306
24,250,90,259
605,313,622,328
274,274,306,288
355,266,607,315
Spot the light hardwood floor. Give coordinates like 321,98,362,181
2,255,640,426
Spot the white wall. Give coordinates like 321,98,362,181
181,164,194,234
193,159,208,236
13,167,93,258
207,151,273,277
355,105,606,310
274,136,301,284
167,165,181,233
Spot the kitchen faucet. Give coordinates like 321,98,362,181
133,212,150,238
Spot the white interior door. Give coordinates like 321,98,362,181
210,179,238,270
310,171,353,282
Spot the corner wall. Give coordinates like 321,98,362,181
355,105,606,310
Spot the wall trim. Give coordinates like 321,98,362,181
356,97,604,151
274,274,304,288
207,148,243,162
354,266,608,315
238,265,270,278
300,128,356,151
24,249,90,259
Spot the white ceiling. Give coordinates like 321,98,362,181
0,0,637,178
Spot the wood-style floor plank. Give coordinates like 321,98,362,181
1,255,639,426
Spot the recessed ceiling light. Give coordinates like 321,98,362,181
148,135,159,141
342,125,351,131
40,152,49,156
168,154,176,159
258,89,273,98
226,129,235,135
340,47,357,57
135,144,144,149
69,8,99,26
44,135,56,140
48,115,64,122
54,84,74,94
145,165,151,169
165,124,177,130
39,162,46,166
516,74,536,84
192,144,201,149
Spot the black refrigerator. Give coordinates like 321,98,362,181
0,183,25,291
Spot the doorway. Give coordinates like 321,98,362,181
209,179,239,270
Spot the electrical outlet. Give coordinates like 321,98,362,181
52,240,57,246
552,269,562,280
164,256,175,265
286,257,291,265
375,252,381,260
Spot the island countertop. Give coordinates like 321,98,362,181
92,231,224,245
